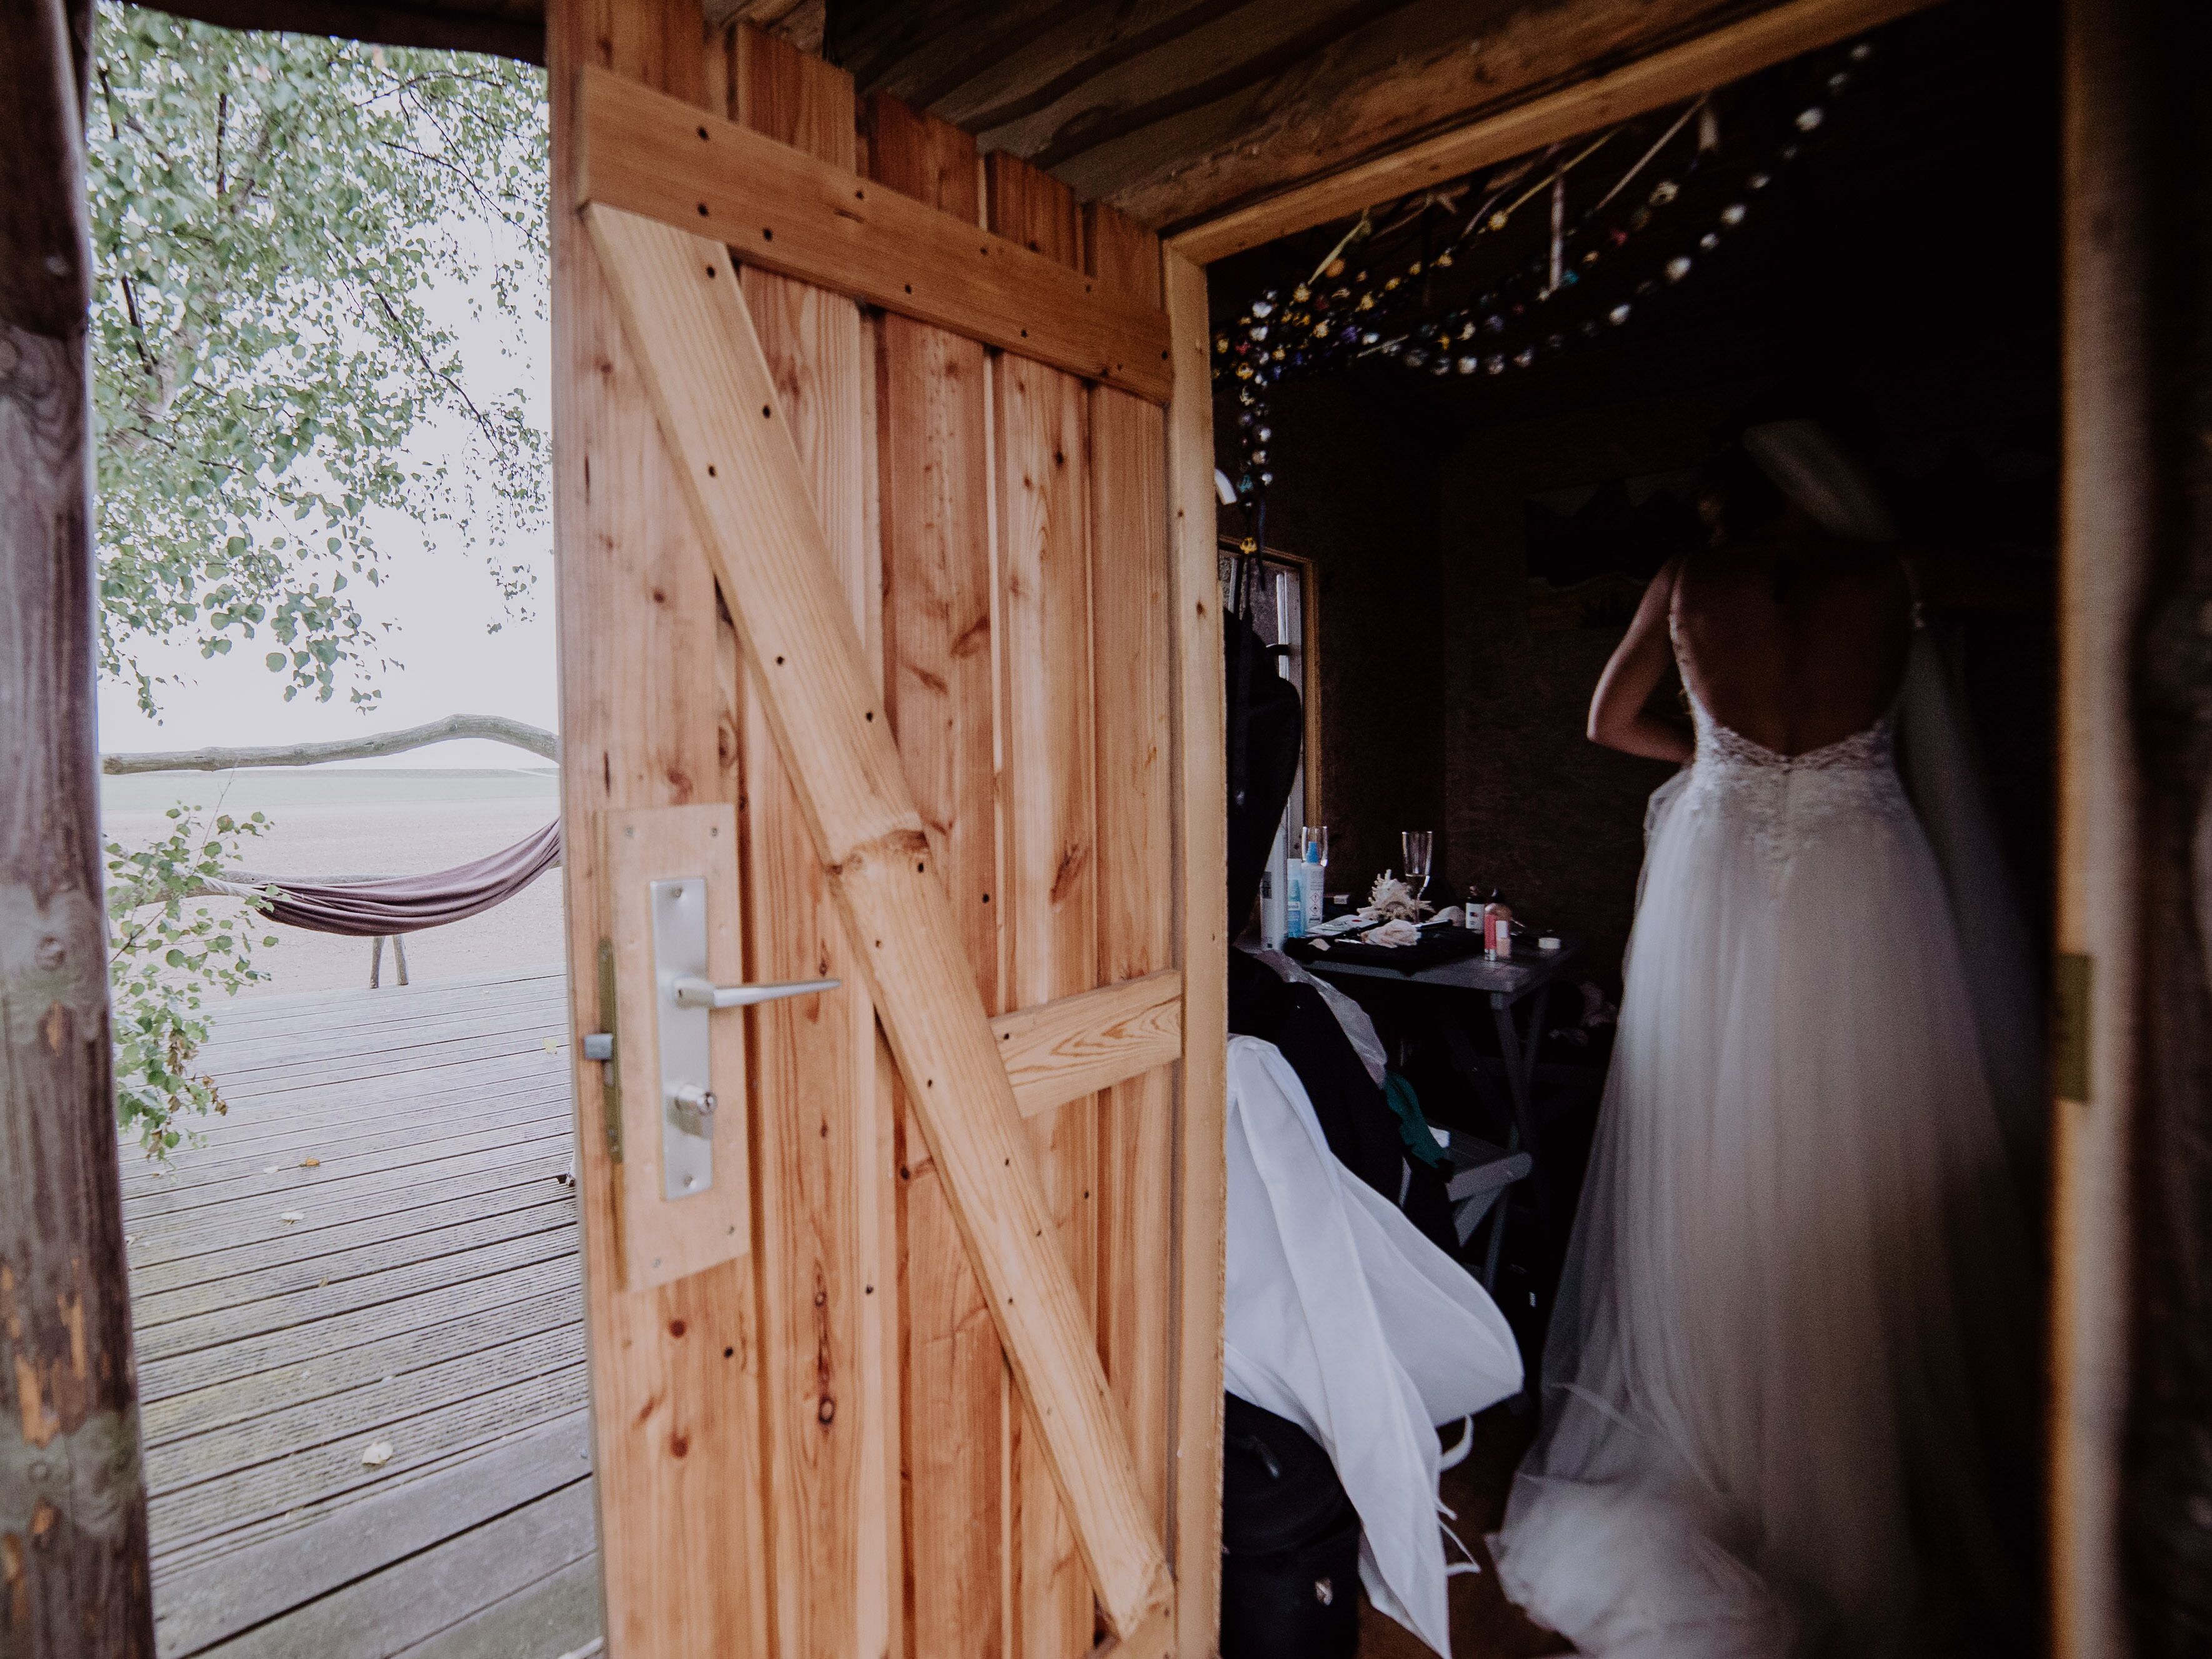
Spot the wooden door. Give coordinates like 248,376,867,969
547,8,1225,1657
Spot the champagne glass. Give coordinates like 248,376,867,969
1401,830,1433,905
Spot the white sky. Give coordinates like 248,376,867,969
95,206,557,772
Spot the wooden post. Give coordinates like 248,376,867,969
0,2,157,1657
2078,2,2212,1653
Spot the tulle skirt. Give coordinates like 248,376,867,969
1491,757,2037,1658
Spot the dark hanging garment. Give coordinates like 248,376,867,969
1224,609,1305,933
1219,1394,1362,1659
1228,950,1403,1197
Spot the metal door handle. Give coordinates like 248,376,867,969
672,975,840,1010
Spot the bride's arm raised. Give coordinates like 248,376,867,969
1588,557,1695,764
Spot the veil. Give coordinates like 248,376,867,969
1744,416,2048,1183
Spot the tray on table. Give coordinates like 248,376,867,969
1283,924,1488,975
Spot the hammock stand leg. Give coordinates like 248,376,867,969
369,934,412,990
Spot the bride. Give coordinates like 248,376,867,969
1490,421,2042,1657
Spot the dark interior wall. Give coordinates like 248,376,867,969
1216,374,1451,904
1435,392,1749,984
1205,0,2059,992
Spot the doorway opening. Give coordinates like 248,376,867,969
1207,1,2058,1650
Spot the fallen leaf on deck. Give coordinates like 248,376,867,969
361,1441,394,1468
279,1210,304,1224
300,1157,321,1168
542,1037,558,1054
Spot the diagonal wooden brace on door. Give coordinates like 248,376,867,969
585,201,1175,1640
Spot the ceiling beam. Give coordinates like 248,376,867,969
136,0,544,62
1163,0,1948,264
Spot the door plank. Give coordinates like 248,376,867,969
722,27,884,1659
585,199,1173,1639
987,147,1105,1659
575,66,1173,402
996,971,1182,1121
1085,199,1179,1554
547,2,774,1653
1163,246,1229,1659
866,90,1010,1659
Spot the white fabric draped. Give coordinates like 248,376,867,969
1225,1037,1523,1657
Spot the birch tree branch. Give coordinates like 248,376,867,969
101,710,559,772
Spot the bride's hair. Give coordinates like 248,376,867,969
1695,441,1788,546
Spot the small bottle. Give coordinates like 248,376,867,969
1284,855,1307,939
1302,840,1325,933
1483,900,1514,961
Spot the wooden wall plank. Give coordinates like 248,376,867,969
575,67,1174,403
1084,199,1178,1561
585,199,1172,1640
1163,245,1228,1659
864,91,1012,1659
722,27,883,1659
987,148,1105,1659
547,0,773,1653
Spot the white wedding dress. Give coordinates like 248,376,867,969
1491,612,2040,1658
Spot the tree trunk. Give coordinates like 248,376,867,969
0,3,157,1656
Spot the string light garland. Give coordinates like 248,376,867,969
1213,37,1880,515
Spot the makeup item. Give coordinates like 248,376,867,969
1300,831,1325,934
1284,853,1307,939
1483,901,1515,961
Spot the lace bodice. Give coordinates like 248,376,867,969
1683,689,1914,869
1665,564,1921,870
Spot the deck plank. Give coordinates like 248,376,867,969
191,1480,598,1659
132,974,604,1659
150,1415,591,1658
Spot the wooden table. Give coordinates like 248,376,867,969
1301,936,1583,1287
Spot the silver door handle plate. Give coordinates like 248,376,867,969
650,875,840,1202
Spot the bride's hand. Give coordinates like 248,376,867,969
1588,556,1695,764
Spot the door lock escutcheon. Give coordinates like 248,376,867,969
650,874,839,1202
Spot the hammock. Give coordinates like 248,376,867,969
211,819,560,937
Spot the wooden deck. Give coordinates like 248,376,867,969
124,968,602,1659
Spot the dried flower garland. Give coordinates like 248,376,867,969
1213,37,1879,515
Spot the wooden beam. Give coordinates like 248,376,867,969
134,0,545,63
1165,0,1945,265
1162,241,1228,1659
574,65,1175,403
0,2,158,1657
584,199,1173,1640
